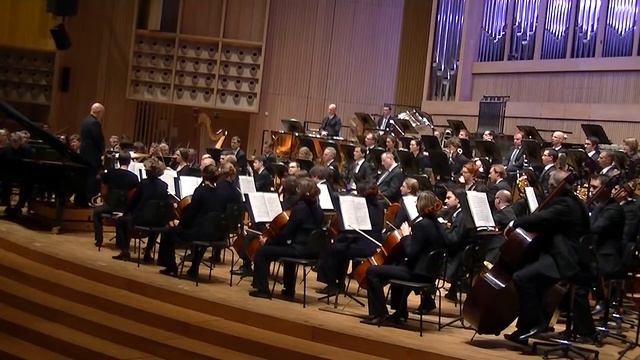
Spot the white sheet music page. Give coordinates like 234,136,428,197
402,195,419,222
247,193,271,223
339,195,371,230
238,175,257,194
466,191,496,228
525,187,539,213
160,170,177,195
129,162,146,180
179,176,202,198
263,192,283,219
317,183,334,210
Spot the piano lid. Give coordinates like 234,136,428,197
0,101,89,166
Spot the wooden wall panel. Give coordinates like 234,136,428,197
181,0,224,37
0,0,54,50
224,0,268,41
247,0,405,154
471,72,640,104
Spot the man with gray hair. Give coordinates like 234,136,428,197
78,102,106,206
319,103,341,137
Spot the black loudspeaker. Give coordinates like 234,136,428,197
47,0,78,17
50,23,72,50
60,67,71,92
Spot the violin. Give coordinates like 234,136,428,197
245,210,291,260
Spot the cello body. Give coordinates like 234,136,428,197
245,210,291,260
352,230,403,289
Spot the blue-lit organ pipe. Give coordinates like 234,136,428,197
541,0,572,59
510,0,540,60
572,0,602,58
603,0,636,57
478,0,510,62
430,0,465,101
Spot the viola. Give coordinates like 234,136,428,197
245,210,291,260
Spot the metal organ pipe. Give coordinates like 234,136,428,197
430,0,465,101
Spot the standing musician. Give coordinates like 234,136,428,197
503,131,525,173
539,148,558,197
316,180,384,295
361,191,446,325
377,152,405,204
504,170,592,344
319,103,342,137
344,145,374,192
93,151,139,247
249,178,325,299
112,158,168,261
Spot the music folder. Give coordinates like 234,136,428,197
245,192,283,223
160,169,177,195
338,195,371,231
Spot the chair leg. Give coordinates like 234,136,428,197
270,262,281,299
229,251,235,287
179,247,189,277
419,291,424,337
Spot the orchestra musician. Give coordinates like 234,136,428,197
262,140,277,174
287,161,301,176
173,148,191,176
230,136,248,175
108,135,120,152
377,105,395,133
482,130,495,142
539,148,558,197
384,135,400,163
363,132,378,164
598,150,620,177
1,131,34,216
344,145,374,192
377,152,405,204
550,131,567,153
249,178,325,299
504,170,593,344
445,138,469,178
460,162,481,191
319,103,342,137
316,180,384,295
487,164,510,206
406,139,430,175
112,158,168,261
442,188,471,302
361,191,446,325
391,178,420,229
252,156,274,192
322,147,341,189
485,189,514,263
93,151,139,247
78,102,106,207
623,138,640,180
503,131,525,173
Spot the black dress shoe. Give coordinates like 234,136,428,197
231,266,253,276
186,270,199,281
360,315,386,325
591,301,606,315
444,291,458,302
112,252,131,260
143,255,154,264
280,289,295,299
504,330,529,345
517,326,546,341
249,290,270,299
387,311,408,324
316,286,339,295
159,267,178,276
413,300,437,315
94,240,103,247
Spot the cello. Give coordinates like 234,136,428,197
462,172,578,335
244,210,291,260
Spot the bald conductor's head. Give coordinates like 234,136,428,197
90,103,105,120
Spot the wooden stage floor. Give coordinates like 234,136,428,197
0,216,638,359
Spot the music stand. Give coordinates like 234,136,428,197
297,159,314,172
338,142,355,162
474,140,501,164
521,139,542,167
414,174,432,191
397,149,411,172
564,149,587,174
581,124,612,145
206,147,222,162
447,119,468,136
421,135,441,153
460,138,473,159
396,118,419,135
517,125,545,143
281,119,305,134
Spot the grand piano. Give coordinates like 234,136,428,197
0,101,89,233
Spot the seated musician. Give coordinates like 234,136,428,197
460,162,481,191
297,146,313,162
441,188,471,302
172,148,191,176
598,150,620,178
485,190,515,263
482,130,495,142
583,136,600,175
377,152,405,204
262,140,276,175
391,178,419,228
2,131,34,216
287,161,300,176
445,138,469,178
232,175,300,278
93,151,139,247
363,132,378,164
406,139,430,175
384,135,400,163
487,164,510,208
316,180,384,295
504,170,593,344
503,131,524,173
322,147,341,189
539,148,558,197
613,181,640,268
361,191,446,325
249,178,325,299
319,103,341,137
512,168,544,217
623,137,640,180
112,158,168,261
252,156,273,192
344,145,374,193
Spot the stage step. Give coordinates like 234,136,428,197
0,303,152,360
0,333,72,360
0,249,384,360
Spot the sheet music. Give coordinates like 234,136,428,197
525,187,539,213
238,175,257,194
466,191,496,228
160,170,177,195
247,192,283,223
317,183,334,210
339,195,371,230
179,176,202,198
129,162,146,180
402,195,419,221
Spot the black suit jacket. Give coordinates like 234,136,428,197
405,215,446,277
590,198,624,275
503,146,525,172
326,160,341,188
319,115,342,137
254,169,273,192
377,116,395,131
377,165,405,203
270,199,324,247
513,190,590,279
621,199,640,246
235,148,248,175
79,115,105,168
539,165,556,196
345,160,374,188
127,177,168,222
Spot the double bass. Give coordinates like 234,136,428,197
462,173,577,335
